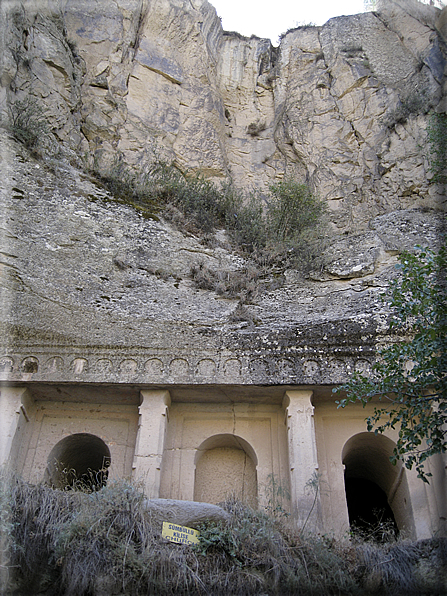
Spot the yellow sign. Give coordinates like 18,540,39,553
162,521,200,545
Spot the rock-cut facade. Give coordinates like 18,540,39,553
0,0,446,538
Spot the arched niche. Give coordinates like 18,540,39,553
342,432,415,538
44,433,111,491
194,434,258,508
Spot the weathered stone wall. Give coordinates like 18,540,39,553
20,400,139,485
4,384,445,538
159,401,289,510
313,399,442,537
0,129,443,386
1,0,446,233
0,0,446,541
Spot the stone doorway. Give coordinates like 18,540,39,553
342,432,415,539
194,434,258,508
43,433,111,491
344,477,398,540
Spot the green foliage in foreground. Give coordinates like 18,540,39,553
2,472,446,596
336,241,447,482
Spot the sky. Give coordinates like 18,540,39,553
209,0,367,44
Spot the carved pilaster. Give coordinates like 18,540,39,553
283,390,321,530
0,386,34,468
132,389,171,498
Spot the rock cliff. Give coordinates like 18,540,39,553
3,0,446,227
0,0,445,387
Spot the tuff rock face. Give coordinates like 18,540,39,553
2,0,446,228
0,0,445,387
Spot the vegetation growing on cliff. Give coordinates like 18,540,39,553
2,471,446,596
7,89,324,261
427,112,447,185
95,156,327,273
7,97,51,154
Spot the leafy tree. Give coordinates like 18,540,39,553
335,239,447,482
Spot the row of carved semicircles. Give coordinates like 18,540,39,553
0,354,373,380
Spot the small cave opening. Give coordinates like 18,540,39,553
345,477,398,541
44,433,111,491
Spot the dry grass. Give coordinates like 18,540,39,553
189,261,286,304
1,471,446,596
189,262,261,301
91,156,328,274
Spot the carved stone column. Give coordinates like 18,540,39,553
133,389,171,498
0,386,33,468
283,390,321,529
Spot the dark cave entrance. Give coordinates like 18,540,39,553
341,432,414,541
44,433,111,491
345,477,399,541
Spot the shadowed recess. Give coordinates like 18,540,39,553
342,432,415,540
44,433,111,491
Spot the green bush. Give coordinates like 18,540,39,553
95,157,232,228
92,156,327,272
223,179,326,262
173,175,229,233
226,193,267,251
93,157,168,220
265,179,328,271
267,179,325,244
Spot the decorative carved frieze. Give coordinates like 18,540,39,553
0,350,375,385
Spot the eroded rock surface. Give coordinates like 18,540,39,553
0,130,443,387
0,0,445,387
1,0,446,232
